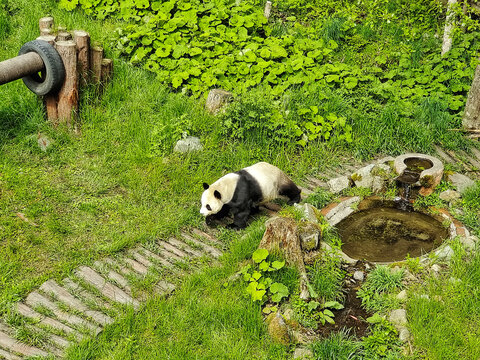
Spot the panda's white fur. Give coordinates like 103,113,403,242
200,162,301,228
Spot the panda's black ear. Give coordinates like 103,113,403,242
203,182,209,190
214,190,222,199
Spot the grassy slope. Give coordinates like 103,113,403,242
1,0,480,359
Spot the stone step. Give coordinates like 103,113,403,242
94,261,133,295
181,232,222,258
122,258,149,276
75,266,139,310
434,145,456,164
0,346,22,360
62,278,114,312
157,240,190,259
40,279,113,326
0,323,48,358
165,238,202,258
298,185,313,196
191,228,223,247
460,150,480,170
25,291,101,335
130,250,156,269
445,149,474,172
304,176,327,189
142,247,182,265
471,146,480,162
15,302,82,339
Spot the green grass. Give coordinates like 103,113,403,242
407,248,480,360
1,0,480,359
65,220,290,360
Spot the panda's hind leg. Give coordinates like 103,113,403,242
280,182,301,205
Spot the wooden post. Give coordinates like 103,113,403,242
56,31,72,42
39,16,54,36
55,40,78,126
90,45,103,84
73,30,90,86
36,35,56,45
101,58,113,87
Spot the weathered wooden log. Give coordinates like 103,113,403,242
259,217,311,300
36,35,56,45
73,30,90,86
0,52,44,85
39,16,54,36
55,40,78,126
56,31,72,42
101,58,113,85
463,64,480,130
90,45,103,84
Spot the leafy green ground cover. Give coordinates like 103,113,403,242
1,0,480,359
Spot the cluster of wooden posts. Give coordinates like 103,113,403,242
37,16,113,127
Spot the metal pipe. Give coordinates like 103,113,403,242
0,52,45,85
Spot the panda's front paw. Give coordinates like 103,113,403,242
227,222,246,230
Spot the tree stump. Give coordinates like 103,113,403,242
73,30,90,86
259,217,312,300
56,40,78,126
463,64,480,130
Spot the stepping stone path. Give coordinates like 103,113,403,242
0,229,223,359
1,146,479,358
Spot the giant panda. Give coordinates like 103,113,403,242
200,162,301,229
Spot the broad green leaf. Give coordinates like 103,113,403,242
259,261,270,271
323,309,335,317
252,289,266,302
344,76,358,89
271,260,285,270
252,249,269,263
324,315,335,324
251,271,262,281
307,300,320,312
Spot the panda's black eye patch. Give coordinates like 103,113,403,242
206,204,211,211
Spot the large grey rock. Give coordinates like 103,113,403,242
174,136,203,153
371,176,386,193
460,235,478,251
396,290,407,301
447,172,476,194
389,309,407,327
327,175,350,193
205,88,233,114
352,164,375,188
439,189,461,202
398,327,411,342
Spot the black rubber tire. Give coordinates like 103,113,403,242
18,40,65,96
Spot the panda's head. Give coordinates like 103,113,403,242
200,183,223,216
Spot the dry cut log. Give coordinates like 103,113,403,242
73,30,90,86
39,16,54,36
259,217,312,300
55,40,78,126
90,45,103,84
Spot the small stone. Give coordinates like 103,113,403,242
37,132,53,151
173,136,203,153
430,264,442,276
353,270,364,282
298,222,320,251
283,308,294,322
435,245,454,261
459,235,476,251
439,189,461,202
389,309,407,327
377,156,395,165
419,294,430,300
396,290,407,301
447,173,476,194
398,327,411,342
205,89,233,114
293,347,313,359
327,175,350,194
